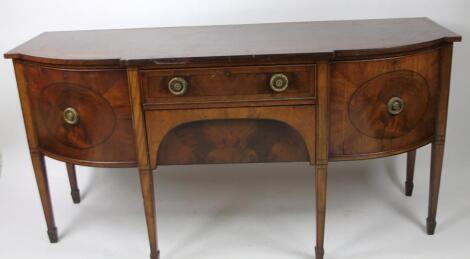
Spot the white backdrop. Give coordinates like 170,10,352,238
1,1,469,259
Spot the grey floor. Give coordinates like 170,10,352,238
1,144,469,259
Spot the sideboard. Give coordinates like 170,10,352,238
4,18,461,258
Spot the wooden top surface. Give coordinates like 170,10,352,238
4,17,461,66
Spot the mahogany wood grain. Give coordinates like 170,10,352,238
145,105,316,169
348,70,429,139
14,60,58,243
329,48,441,159
5,19,462,259
139,169,159,259
4,18,460,66
13,61,39,150
406,150,417,196
66,163,80,204
315,62,330,259
157,119,308,165
127,68,151,169
143,98,315,111
127,68,160,259
23,63,137,166
141,65,315,104
31,152,58,243
427,44,454,235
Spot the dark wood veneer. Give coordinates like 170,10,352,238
5,18,460,66
141,64,316,104
329,48,440,158
157,119,309,165
5,18,461,259
145,105,316,169
23,63,137,164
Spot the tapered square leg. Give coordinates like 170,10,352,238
128,68,160,258
426,44,453,235
139,169,160,259
427,141,445,235
66,163,80,204
30,152,58,243
405,150,416,196
315,164,327,259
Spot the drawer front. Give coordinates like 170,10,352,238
329,48,440,159
23,64,136,165
141,65,316,105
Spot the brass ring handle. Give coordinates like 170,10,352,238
63,107,79,125
168,77,188,96
387,97,405,115
269,73,289,92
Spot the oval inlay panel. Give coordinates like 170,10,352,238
40,83,116,149
348,70,429,139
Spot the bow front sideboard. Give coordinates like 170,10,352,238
4,18,461,258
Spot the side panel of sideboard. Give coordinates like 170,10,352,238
329,48,441,160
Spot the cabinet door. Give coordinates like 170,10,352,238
24,64,136,166
329,48,440,160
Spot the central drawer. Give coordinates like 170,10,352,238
141,65,316,106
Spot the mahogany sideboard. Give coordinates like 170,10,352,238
4,18,462,258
